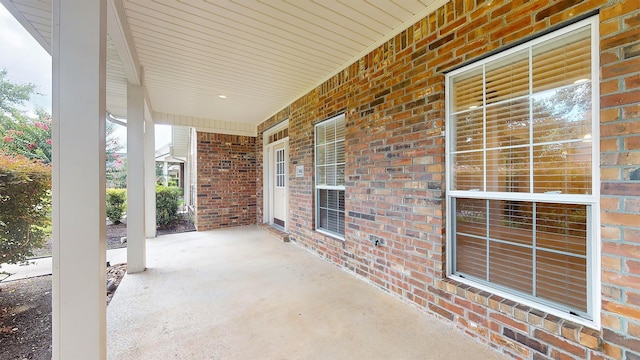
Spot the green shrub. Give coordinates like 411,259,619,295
106,188,126,224
156,186,180,227
0,153,51,265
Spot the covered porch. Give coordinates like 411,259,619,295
3,0,640,358
106,226,504,359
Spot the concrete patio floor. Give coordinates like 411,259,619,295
107,225,507,360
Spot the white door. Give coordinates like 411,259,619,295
271,141,287,229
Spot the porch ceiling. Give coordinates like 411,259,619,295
2,0,445,125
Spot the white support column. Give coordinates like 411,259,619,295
51,1,107,359
145,102,156,238
127,82,146,273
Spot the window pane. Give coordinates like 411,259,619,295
336,119,345,140
326,189,338,209
486,50,529,105
489,200,533,246
536,203,587,255
456,234,487,279
326,143,336,166
316,144,326,166
533,141,591,194
489,241,533,295
326,165,337,186
485,99,530,149
486,147,530,193
451,67,483,112
317,166,326,186
317,189,345,236
327,210,338,232
533,28,591,93
336,140,345,162
316,124,326,145
532,84,592,143
325,122,336,143
537,251,587,312
452,109,484,152
455,198,486,237
319,208,328,229
319,188,327,208
336,163,345,186
452,152,483,191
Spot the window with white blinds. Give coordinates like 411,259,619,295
446,17,598,321
315,114,346,238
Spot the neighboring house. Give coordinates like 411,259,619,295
154,143,184,187
5,0,639,359
155,126,196,214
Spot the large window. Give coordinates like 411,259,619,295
315,114,346,238
446,17,599,322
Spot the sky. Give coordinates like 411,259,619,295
0,4,171,150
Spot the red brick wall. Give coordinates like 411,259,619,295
196,132,256,230
599,1,640,359
255,0,640,359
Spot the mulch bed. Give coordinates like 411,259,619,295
0,276,52,360
0,218,194,359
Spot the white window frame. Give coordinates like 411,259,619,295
445,16,600,328
315,114,346,240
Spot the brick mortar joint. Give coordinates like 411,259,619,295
435,278,603,351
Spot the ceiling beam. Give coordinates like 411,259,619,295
107,0,141,85
154,112,257,137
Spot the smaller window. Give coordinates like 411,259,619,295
315,114,346,238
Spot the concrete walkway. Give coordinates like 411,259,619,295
0,247,127,282
107,225,507,360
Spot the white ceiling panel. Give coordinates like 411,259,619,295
2,0,447,126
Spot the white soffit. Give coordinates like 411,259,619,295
1,0,51,52
106,34,128,118
1,0,131,118
3,0,447,126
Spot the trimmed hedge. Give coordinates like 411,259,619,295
156,186,181,227
106,188,126,224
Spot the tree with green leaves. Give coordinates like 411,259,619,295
0,153,51,265
0,69,52,164
0,69,52,265
0,69,36,117
106,122,126,188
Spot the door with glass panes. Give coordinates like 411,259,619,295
271,141,287,228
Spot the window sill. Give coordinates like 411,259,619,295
315,228,345,241
435,277,601,351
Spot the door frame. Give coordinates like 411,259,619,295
263,120,289,232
